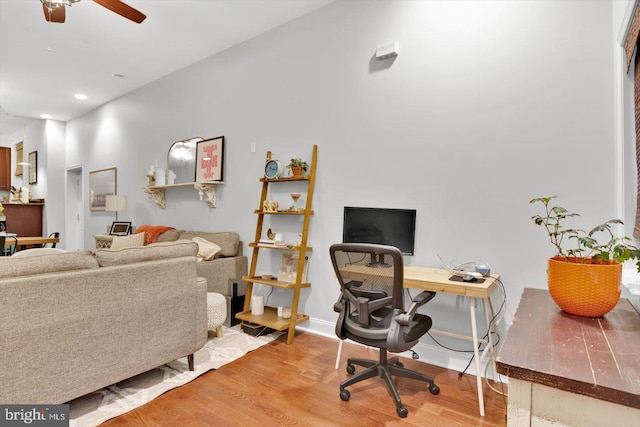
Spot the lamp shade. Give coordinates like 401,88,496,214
105,195,127,212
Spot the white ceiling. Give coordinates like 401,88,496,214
0,0,334,136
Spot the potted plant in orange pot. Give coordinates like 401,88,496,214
530,196,640,317
286,158,308,177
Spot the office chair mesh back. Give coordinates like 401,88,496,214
330,243,439,417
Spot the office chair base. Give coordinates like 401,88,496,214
340,350,439,418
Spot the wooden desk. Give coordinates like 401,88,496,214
11,236,60,251
337,265,501,416
496,288,640,426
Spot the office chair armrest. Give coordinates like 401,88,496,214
395,291,436,326
413,290,436,305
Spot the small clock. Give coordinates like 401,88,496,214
264,158,283,179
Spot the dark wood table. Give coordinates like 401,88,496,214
496,288,640,426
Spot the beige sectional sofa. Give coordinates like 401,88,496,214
156,230,248,326
0,240,207,405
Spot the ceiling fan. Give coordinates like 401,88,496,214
41,0,146,24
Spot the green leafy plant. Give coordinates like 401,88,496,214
530,196,640,271
286,158,308,171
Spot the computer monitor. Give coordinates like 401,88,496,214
342,206,417,258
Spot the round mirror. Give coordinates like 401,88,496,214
167,137,203,184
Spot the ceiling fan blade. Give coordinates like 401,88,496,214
42,4,66,23
92,0,146,23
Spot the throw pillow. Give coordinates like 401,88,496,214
134,225,175,245
192,236,222,261
110,232,145,250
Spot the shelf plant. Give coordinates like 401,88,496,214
286,158,309,177
530,195,640,317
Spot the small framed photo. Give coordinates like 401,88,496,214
109,221,131,236
195,136,224,182
28,151,37,185
278,253,309,283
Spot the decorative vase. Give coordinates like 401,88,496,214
154,168,166,186
547,256,621,317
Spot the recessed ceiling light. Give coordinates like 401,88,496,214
75,93,87,100
40,114,52,119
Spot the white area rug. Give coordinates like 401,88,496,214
68,325,280,427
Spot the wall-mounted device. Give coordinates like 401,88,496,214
376,41,399,60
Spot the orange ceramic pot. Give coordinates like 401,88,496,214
547,256,621,317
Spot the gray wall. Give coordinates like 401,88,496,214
12,0,636,373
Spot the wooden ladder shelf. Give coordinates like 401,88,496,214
236,145,317,344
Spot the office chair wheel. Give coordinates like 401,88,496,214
340,389,351,401
346,364,356,374
395,361,404,368
429,384,440,395
396,405,408,418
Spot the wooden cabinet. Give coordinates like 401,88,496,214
0,147,10,190
2,203,43,236
236,145,317,344
496,288,640,426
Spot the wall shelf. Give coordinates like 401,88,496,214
142,181,222,208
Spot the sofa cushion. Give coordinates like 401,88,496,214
0,251,98,278
95,240,198,267
179,232,239,257
192,236,222,261
110,232,146,250
10,248,68,258
156,229,185,243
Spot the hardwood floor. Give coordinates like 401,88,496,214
102,330,507,426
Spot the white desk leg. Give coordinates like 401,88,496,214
469,296,485,417
335,339,343,370
482,297,497,380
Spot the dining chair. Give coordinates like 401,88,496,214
45,232,60,248
1,235,17,256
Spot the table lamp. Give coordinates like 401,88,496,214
105,195,127,222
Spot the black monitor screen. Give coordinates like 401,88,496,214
342,207,416,255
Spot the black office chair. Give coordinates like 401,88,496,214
45,232,60,248
330,243,440,418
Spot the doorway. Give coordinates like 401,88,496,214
65,165,84,251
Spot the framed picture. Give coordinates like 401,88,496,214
28,151,37,184
195,136,224,182
278,253,309,283
89,167,117,211
109,221,131,236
